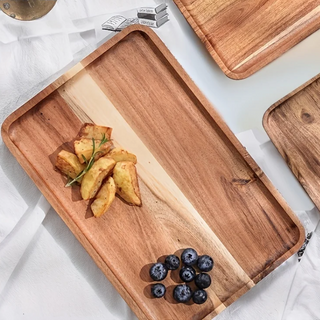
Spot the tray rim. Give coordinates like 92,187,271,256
173,0,320,80
263,72,320,209
263,73,320,122
1,25,305,319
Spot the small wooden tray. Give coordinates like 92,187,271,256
2,26,304,320
173,0,320,79
263,74,320,211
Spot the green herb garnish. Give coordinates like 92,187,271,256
65,134,109,187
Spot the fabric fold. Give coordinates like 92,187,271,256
0,196,50,293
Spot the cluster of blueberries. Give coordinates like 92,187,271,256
149,248,214,304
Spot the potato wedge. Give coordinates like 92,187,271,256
107,147,137,164
55,150,85,180
74,138,113,164
113,161,141,206
91,176,116,218
78,123,112,140
80,157,116,200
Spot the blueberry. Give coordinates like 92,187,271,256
179,266,196,282
165,254,180,270
195,273,211,289
149,263,168,281
151,283,166,298
197,255,214,272
181,248,198,266
192,289,207,304
173,284,193,303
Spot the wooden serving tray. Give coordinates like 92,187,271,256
263,74,320,211
2,26,304,319
173,0,320,79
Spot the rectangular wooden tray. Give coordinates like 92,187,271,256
263,74,320,211
2,26,304,320
173,0,320,79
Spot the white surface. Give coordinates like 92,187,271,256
1,0,320,319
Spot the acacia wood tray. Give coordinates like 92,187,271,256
2,26,304,320
173,0,320,79
263,74,320,211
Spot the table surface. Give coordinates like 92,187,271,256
1,1,320,320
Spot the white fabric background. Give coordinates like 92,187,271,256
1,0,320,319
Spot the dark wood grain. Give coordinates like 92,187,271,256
173,0,320,79
264,73,320,211
2,26,304,320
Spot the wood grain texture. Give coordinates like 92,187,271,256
173,0,320,79
264,73,320,211
2,26,304,320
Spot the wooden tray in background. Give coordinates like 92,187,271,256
173,0,320,79
2,26,304,320
263,74,320,211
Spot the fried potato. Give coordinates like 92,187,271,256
55,150,85,180
80,156,116,200
74,138,113,164
107,147,137,164
78,123,112,140
113,161,141,206
91,176,116,218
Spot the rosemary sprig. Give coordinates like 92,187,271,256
65,134,109,187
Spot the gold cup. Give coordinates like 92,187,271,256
0,0,57,21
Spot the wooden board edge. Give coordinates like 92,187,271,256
0,27,148,150
1,62,84,143
80,25,150,68
171,0,236,78
1,26,144,144
229,17,320,80
172,0,320,80
261,74,320,264
171,0,263,79
254,221,305,283
259,76,320,278
262,73,320,130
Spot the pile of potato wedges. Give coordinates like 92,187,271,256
55,123,141,218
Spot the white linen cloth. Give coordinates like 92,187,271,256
282,221,320,320
1,0,320,319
